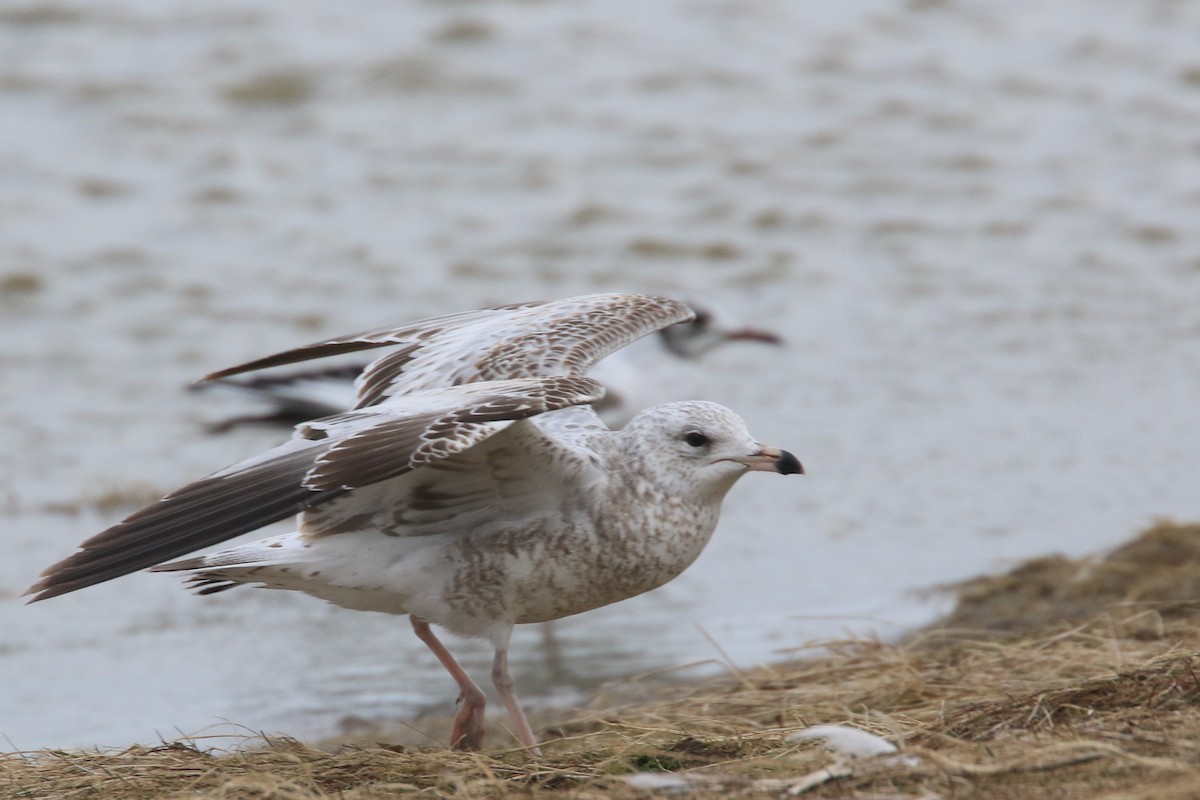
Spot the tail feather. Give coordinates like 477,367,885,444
148,533,314,596
188,576,242,595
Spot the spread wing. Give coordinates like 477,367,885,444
199,293,694,409
298,413,602,542
26,376,603,602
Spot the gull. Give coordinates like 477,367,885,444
27,293,802,753
193,299,782,431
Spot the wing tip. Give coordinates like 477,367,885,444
23,554,79,602
147,556,208,573
197,366,239,383
24,576,84,604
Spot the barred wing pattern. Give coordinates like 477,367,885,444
200,294,695,408
27,377,603,601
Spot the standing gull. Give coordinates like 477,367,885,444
192,298,782,431
27,293,802,753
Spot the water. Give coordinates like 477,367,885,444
2,0,1200,750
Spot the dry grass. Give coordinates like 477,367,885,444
7,521,1200,798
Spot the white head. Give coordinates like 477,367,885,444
619,401,802,503
656,301,783,359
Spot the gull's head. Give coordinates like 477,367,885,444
621,401,802,501
657,302,783,359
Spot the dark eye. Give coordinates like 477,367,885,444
684,431,710,448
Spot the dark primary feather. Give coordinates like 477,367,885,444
25,444,342,602
26,376,604,603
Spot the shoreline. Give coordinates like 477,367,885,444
6,521,1200,798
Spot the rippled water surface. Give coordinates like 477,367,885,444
3,0,1200,749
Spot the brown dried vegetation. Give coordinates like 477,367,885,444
6,521,1200,798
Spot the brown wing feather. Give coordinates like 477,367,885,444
27,376,603,602
303,376,603,490
352,294,693,407
25,443,344,602
197,294,693,411
200,302,544,381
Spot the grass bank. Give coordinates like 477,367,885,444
6,522,1200,798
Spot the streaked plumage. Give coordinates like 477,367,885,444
193,298,782,431
28,293,801,753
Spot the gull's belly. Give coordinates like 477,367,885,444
426,511,720,635
283,503,722,639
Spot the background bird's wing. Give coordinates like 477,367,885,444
193,363,363,420
26,376,603,602
197,293,694,408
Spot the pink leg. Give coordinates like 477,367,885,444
491,646,541,755
410,616,487,751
